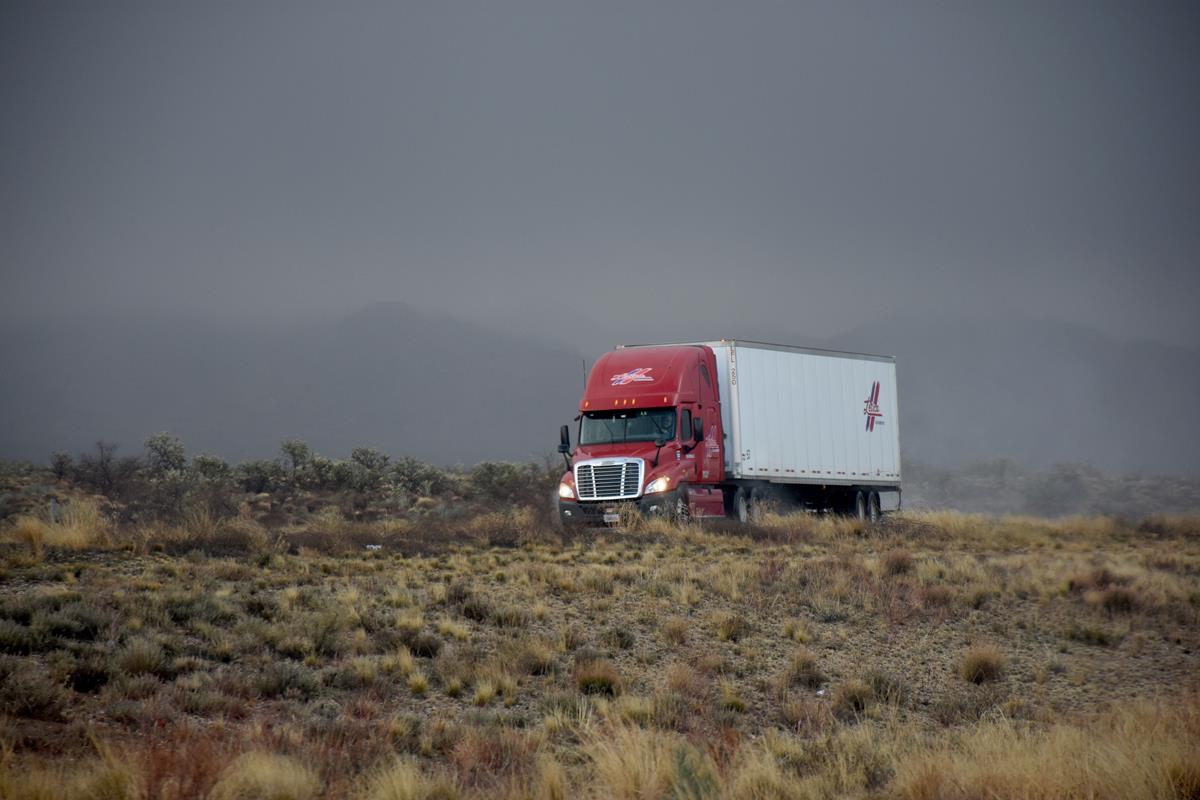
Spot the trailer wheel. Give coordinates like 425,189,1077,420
868,491,881,523
750,486,775,520
734,488,752,523
852,490,867,520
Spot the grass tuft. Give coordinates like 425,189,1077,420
831,679,874,720
779,649,826,689
713,611,751,642
575,659,622,696
210,752,320,800
959,644,1006,684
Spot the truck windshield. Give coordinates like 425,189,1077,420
580,408,677,446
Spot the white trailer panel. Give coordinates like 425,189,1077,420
705,341,900,486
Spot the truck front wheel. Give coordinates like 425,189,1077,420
670,483,691,523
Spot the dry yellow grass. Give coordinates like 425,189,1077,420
360,758,459,800
210,752,321,800
5,516,47,558
2,498,110,555
895,695,1200,800
959,643,1006,684
586,725,685,800
0,509,1197,798
0,745,139,800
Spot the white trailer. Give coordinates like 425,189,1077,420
702,340,901,516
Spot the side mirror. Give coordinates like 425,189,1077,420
692,417,704,442
557,424,571,454
654,434,668,448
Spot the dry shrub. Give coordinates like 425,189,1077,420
0,669,69,721
450,727,541,786
1064,622,1121,647
6,516,48,558
882,549,914,576
491,605,530,629
960,644,1006,685
210,752,320,800
361,757,460,800
919,584,953,610
52,498,111,549
754,511,851,545
589,725,674,798
575,659,622,696
1138,515,1200,538
779,692,833,736
209,516,271,553
896,510,986,541
4,500,110,554
779,649,826,690
727,746,803,800
1067,567,1123,594
435,619,469,641
931,685,1007,726
1085,586,1139,615
665,662,707,698
532,756,569,800
719,681,746,712
139,514,270,556
782,618,814,643
465,507,550,547
660,617,689,645
895,694,1200,800
515,639,557,676
114,638,168,678
831,679,875,720
713,611,751,642
864,668,910,707
0,745,139,800
139,729,234,800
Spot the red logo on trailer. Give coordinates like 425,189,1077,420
610,368,655,386
863,381,882,431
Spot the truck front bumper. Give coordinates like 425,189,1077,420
557,494,675,526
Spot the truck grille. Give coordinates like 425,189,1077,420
574,459,644,501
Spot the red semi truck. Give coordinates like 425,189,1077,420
555,340,901,525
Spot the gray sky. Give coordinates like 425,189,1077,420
3,1,1199,347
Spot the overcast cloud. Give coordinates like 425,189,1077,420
2,1,1197,348
3,2,1200,474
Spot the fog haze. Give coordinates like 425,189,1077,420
2,2,1198,472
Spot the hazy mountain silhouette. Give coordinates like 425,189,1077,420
1,305,1196,475
0,304,585,465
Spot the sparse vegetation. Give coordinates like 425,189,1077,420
713,610,751,642
960,644,1007,684
575,659,622,696
211,752,321,800
831,678,875,720
779,648,826,690
0,451,1197,798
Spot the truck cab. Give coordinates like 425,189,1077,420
556,345,728,525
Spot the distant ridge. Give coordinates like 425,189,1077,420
0,303,585,465
1,307,1197,475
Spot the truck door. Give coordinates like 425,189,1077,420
678,406,700,483
696,361,723,483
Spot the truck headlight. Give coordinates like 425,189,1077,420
558,481,575,499
645,476,671,494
